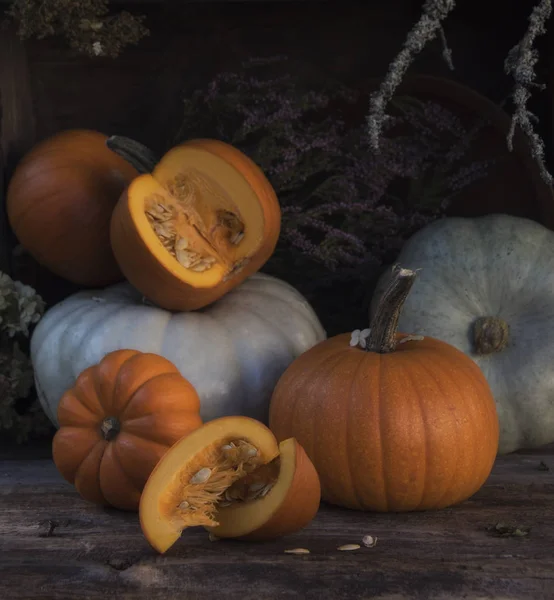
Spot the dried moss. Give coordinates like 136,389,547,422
0,268,52,443
5,0,149,58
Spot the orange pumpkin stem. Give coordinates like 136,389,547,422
367,264,417,353
107,135,159,175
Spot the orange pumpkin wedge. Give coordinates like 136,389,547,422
52,349,203,511
110,139,281,311
139,416,321,553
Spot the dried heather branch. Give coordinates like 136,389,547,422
438,26,454,70
504,0,552,184
367,0,457,150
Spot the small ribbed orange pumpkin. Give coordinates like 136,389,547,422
52,349,203,511
269,266,499,512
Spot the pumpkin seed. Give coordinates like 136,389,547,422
248,482,265,493
362,535,378,548
224,487,243,502
190,467,212,484
337,544,361,551
398,334,424,344
284,548,310,555
178,500,190,510
230,232,244,245
260,483,274,497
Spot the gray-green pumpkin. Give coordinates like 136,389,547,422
371,214,554,455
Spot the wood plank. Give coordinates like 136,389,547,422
1,448,553,599
0,24,36,275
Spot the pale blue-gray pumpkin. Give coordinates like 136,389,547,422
32,273,326,427
371,214,554,454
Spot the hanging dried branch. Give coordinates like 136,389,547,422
504,0,553,184
366,0,457,151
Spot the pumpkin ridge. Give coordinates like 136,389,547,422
305,349,352,504
118,371,192,421
72,373,105,419
99,442,143,508
377,353,390,511
346,350,371,510
103,350,151,417
401,350,458,510
121,414,200,445
421,350,480,506
33,300,95,376
52,426,102,483
57,391,102,427
111,354,180,418
276,347,344,503
396,356,429,510
77,303,138,360
211,294,297,359
238,287,326,345
74,439,110,506
438,347,500,477
112,431,170,491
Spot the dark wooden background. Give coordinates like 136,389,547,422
1,0,553,311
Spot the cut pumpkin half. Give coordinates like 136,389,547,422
110,139,281,311
139,416,321,553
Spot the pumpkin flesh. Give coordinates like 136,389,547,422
53,350,203,511
110,140,281,310
140,416,320,553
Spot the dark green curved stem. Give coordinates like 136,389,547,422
106,135,159,174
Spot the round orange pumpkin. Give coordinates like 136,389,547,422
110,139,281,311
269,266,499,512
52,349,203,511
6,130,155,286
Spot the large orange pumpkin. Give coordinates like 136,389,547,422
269,266,499,512
6,130,155,286
110,139,281,311
52,349,203,511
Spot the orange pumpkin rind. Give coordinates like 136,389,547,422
6,130,146,287
139,416,321,554
269,265,500,513
110,139,281,311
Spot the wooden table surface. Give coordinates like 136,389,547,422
1,445,553,600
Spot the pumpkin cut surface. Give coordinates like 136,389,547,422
52,350,203,511
139,416,321,554
110,140,281,311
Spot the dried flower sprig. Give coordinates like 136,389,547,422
368,0,553,184
177,56,492,277
504,0,552,184
367,0,457,150
5,0,149,58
